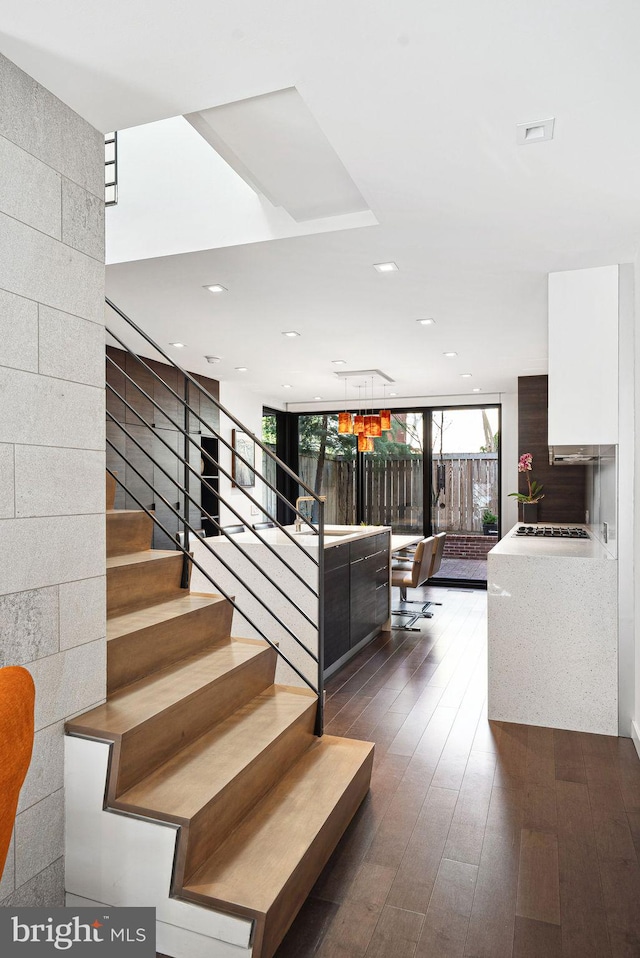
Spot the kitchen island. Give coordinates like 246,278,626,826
487,523,617,735
190,524,390,687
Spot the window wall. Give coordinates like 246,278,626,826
297,414,357,524
264,404,500,584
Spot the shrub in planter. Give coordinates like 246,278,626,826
481,508,498,535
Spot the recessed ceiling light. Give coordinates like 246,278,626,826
205,355,221,364
170,342,186,348
282,331,300,337
282,384,292,389
313,396,322,401
443,351,458,358
460,373,472,378
235,366,248,372
373,262,398,273
417,318,435,326
331,359,347,366
204,284,227,293
516,117,555,145
389,392,398,397
472,387,482,392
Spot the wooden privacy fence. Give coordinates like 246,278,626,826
432,453,499,534
268,451,498,534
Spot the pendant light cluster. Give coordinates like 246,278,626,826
338,381,392,452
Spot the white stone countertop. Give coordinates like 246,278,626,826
209,524,391,550
490,523,614,560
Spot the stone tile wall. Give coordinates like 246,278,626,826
0,54,105,906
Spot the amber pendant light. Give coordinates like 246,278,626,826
369,414,382,437
380,409,391,431
338,411,353,434
358,434,374,453
337,380,353,434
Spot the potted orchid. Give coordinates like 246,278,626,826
509,452,544,522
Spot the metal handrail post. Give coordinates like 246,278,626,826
181,373,190,587
315,498,325,737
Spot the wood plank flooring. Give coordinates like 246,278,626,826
272,586,640,958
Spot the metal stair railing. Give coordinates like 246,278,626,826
105,298,326,735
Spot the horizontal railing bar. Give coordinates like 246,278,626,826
105,344,318,538
105,300,320,500
107,409,320,624
106,468,318,690
107,436,319,658
105,375,319,583
105,352,318,545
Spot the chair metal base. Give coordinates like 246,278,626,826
391,596,442,632
391,600,435,632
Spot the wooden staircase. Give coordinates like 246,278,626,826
65,475,374,958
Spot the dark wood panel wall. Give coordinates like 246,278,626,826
106,346,220,549
517,375,586,523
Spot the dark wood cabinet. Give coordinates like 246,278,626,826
323,532,390,672
324,565,351,668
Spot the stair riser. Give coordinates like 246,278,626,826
107,601,234,694
107,512,154,557
113,648,277,796
182,703,317,882
107,555,185,616
259,748,374,958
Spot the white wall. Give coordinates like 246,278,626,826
218,383,268,528
630,258,640,751
106,116,376,265
614,264,635,741
0,54,105,905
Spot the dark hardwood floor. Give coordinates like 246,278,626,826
274,586,640,958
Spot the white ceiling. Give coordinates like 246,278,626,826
4,1,640,407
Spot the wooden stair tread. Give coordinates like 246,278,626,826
107,593,226,642
67,639,270,737
183,735,374,913
107,549,178,570
115,686,316,820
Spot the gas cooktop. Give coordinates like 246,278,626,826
515,525,590,539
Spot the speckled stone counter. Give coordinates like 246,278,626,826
487,523,617,735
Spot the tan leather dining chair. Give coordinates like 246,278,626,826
391,533,446,630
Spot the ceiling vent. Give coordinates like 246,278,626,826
334,368,395,385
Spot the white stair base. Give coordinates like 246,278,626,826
64,736,253,958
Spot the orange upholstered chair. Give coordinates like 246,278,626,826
0,666,35,880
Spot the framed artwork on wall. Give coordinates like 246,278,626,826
232,429,255,487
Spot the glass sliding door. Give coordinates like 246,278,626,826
297,414,357,524
362,412,424,532
430,406,500,583
261,412,278,523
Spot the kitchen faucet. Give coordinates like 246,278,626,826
294,495,326,532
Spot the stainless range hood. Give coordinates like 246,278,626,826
548,445,599,465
